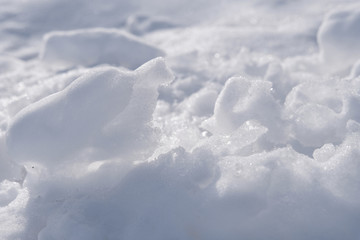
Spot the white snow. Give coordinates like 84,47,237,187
318,6,360,72
6,58,173,165
1,0,360,240
40,28,164,69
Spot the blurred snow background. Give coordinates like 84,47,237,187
1,0,360,239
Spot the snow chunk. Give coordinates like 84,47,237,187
205,76,282,143
284,78,360,148
184,87,218,117
40,28,164,69
6,57,173,165
318,7,360,72
292,103,342,147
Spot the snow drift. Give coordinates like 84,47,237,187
1,0,360,240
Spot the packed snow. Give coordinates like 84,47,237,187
1,0,360,239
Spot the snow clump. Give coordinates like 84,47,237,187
40,28,164,69
6,57,173,166
1,0,360,240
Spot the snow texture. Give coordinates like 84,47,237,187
1,0,360,240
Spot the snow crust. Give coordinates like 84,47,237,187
1,0,360,239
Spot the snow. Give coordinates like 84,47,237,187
40,28,164,69
318,6,360,72
211,77,280,137
1,0,360,239
6,58,173,165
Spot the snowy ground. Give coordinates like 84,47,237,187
1,0,360,239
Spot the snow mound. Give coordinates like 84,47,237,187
2,1,360,239
40,28,164,69
23,127,360,240
318,6,360,72
6,57,173,165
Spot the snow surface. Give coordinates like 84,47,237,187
1,0,360,239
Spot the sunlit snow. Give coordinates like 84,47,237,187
1,0,360,239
